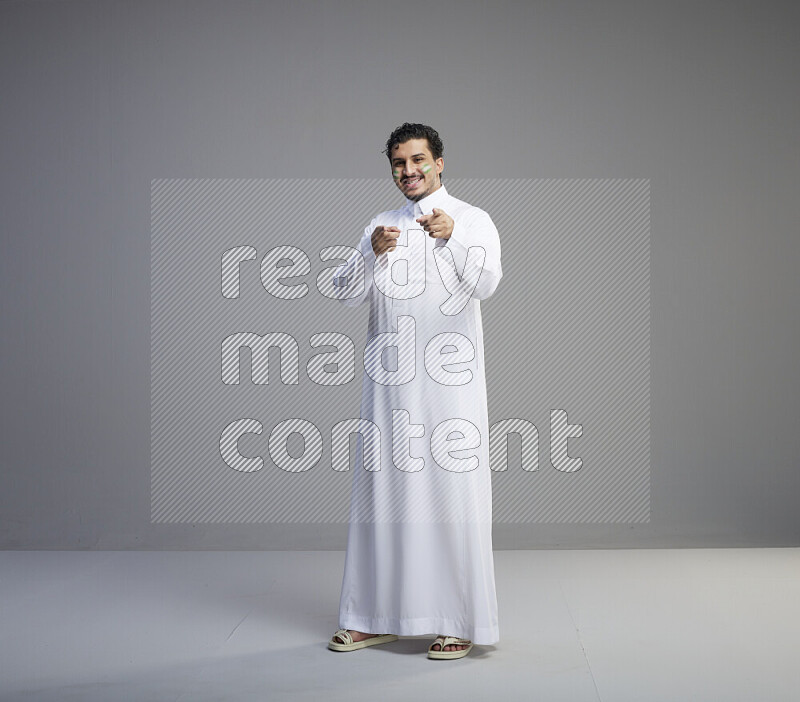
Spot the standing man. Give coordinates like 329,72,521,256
328,123,502,659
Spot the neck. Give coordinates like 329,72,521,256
410,180,442,202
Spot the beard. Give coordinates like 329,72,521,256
401,175,437,201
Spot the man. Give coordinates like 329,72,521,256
328,123,502,659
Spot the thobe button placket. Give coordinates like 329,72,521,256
391,204,422,312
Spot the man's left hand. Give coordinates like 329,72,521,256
416,208,454,239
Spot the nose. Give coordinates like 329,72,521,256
403,161,418,177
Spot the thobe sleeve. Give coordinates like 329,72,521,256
443,208,503,300
331,218,378,307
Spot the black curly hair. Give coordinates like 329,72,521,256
383,123,444,182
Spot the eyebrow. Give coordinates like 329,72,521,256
392,153,427,163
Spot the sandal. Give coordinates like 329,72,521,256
328,628,398,652
428,635,474,660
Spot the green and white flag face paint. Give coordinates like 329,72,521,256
422,164,432,174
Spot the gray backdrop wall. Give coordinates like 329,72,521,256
1,0,798,549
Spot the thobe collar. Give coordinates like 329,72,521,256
405,183,450,219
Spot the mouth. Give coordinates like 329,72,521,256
403,176,422,189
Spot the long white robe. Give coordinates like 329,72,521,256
331,184,502,645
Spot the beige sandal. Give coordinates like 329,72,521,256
328,628,398,652
428,635,474,660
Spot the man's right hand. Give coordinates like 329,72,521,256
371,226,401,257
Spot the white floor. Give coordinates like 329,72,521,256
1,548,798,701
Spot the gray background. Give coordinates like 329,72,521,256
1,0,798,549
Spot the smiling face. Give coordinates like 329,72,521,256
390,138,444,202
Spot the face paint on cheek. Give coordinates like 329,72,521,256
421,164,432,174
392,169,401,180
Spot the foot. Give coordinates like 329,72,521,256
332,629,380,644
430,634,470,652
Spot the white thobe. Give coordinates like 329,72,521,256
332,184,502,645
